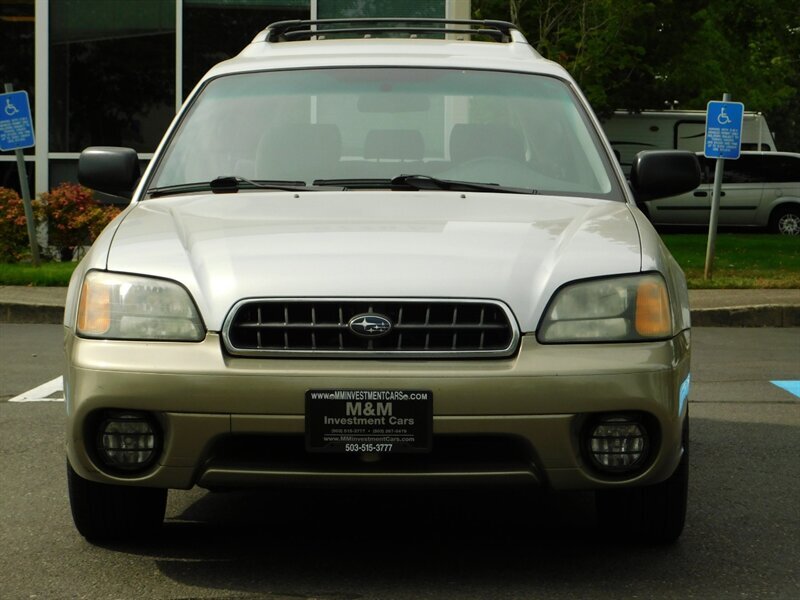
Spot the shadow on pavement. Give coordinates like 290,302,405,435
93,416,798,599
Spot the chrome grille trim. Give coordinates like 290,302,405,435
221,298,520,358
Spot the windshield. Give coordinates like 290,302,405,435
148,68,619,198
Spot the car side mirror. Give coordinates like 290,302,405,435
629,150,701,202
78,147,141,199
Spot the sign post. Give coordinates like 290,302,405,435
0,84,39,266
703,94,743,280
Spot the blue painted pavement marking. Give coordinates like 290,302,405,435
771,381,800,399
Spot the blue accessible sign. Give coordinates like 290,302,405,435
0,90,35,151
704,100,744,159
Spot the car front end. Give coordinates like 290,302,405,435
64,19,699,543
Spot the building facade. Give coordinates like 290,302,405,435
1,0,470,196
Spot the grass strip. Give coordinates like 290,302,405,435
0,262,77,286
660,233,800,289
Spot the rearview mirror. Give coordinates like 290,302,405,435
78,147,141,199
630,150,701,202
357,93,431,113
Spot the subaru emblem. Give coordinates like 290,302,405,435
348,314,392,337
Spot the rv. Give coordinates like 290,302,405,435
602,110,776,173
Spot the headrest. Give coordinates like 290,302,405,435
450,123,525,163
256,123,342,181
364,129,424,161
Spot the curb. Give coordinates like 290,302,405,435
1,303,65,325
690,305,800,328
2,302,799,327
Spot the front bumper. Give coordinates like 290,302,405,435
64,330,690,491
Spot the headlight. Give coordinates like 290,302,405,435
77,271,205,341
538,273,672,343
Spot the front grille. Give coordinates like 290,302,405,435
222,299,519,358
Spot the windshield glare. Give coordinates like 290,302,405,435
149,68,617,197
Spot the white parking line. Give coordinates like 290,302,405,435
9,376,64,402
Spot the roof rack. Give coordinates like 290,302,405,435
264,18,518,43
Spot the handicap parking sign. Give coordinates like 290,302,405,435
0,91,35,151
704,101,744,160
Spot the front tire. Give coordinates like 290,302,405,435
769,205,800,235
596,416,689,544
67,460,167,542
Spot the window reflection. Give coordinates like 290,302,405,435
49,0,176,153
0,0,35,157
182,0,309,99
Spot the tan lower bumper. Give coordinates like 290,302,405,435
65,330,691,491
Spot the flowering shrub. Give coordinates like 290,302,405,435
0,183,120,262
0,187,45,262
39,183,121,258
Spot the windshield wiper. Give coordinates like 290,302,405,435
147,176,310,198
312,175,535,195
391,174,536,195
312,178,392,189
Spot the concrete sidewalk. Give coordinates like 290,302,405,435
1,285,799,327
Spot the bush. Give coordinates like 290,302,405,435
0,187,45,263
0,183,122,263
39,183,121,259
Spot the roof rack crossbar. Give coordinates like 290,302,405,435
265,18,517,43
282,26,506,42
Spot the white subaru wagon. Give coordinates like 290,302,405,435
65,18,700,544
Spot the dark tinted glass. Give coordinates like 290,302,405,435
318,0,443,18
182,1,310,99
0,161,34,196
758,155,800,183
50,0,176,152
722,155,765,184
0,0,35,157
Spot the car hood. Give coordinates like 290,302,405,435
106,191,642,332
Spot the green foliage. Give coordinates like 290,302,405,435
0,187,45,263
472,0,800,150
39,183,121,252
0,183,120,263
661,233,800,288
0,261,77,286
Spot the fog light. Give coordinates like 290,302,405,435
97,412,159,472
588,417,648,473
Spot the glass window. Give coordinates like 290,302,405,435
318,0,444,19
722,156,765,184
150,68,618,199
697,156,714,184
0,161,34,195
0,0,35,157
759,155,800,183
49,0,176,153
182,0,310,99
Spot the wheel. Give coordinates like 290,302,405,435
769,205,800,235
67,460,167,542
595,416,689,544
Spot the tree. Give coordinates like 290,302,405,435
473,0,800,150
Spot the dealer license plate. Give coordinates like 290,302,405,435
306,389,433,454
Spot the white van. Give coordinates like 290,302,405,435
602,110,776,173
643,151,800,235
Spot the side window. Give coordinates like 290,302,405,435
698,157,715,184
722,156,764,184
741,142,773,151
761,156,800,183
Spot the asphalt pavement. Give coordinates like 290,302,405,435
1,285,799,326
